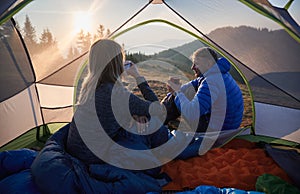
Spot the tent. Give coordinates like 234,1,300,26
0,0,300,193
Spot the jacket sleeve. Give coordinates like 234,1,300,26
136,76,158,102
174,80,219,122
180,81,197,101
128,77,163,117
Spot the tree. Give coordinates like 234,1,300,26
39,28,55,49
76,29,91,53
75,24,110,54
106,28,111,37
96,24,105,39
94,24,111,40
85,32,92,49
22,15,38,53
30,27,65,73
67,46,80,61
39,28,63,59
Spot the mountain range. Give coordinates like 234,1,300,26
148,25,300,106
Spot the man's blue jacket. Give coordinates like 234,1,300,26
175,57,244,131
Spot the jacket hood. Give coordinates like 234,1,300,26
204,57,231,76
216,57,231,73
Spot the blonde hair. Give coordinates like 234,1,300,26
78,39,124,104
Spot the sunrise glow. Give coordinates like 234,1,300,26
73,11,93,33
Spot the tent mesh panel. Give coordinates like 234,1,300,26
0,20,34,102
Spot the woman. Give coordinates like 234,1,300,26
66,39,168,171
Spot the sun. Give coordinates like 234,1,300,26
73,11,93,34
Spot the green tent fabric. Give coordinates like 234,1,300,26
256,174,300,194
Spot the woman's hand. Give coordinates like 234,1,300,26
125,62,141,79
131,115,149,134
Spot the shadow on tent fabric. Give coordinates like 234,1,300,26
264,144,300,189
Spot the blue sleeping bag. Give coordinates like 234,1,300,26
0,124,162,193
175,185,264,194
0,148,39,193
30,124,162,194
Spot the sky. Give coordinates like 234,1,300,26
14,0,300,55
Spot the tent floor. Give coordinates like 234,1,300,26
237,134,300,148
0,123,67,152
1,125,299,152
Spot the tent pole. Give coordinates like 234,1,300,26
108,1,152,39
284,0,294,10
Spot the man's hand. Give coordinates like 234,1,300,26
167,79,181,94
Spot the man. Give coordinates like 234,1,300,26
166,47,244,133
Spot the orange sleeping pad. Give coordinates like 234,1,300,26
161,139,291,191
